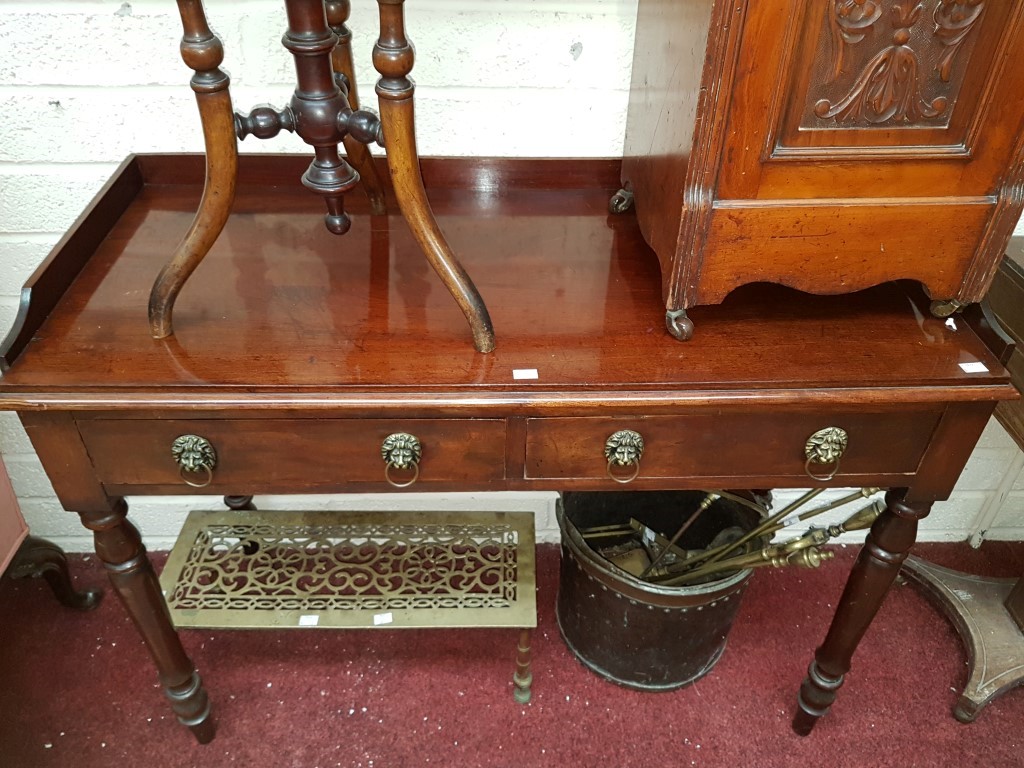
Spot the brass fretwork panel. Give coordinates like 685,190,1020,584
160,510,536,630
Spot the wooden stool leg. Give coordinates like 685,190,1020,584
7,535,103,611
81,498,215,744
513,628,533,704
150,0,238,339
372,0,496,354
792,489,930,735
327,1,388,215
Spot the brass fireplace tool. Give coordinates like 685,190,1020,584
152,0,495,352
581,487,886,586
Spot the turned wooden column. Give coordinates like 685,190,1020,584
281,0,361,235
326,0,388,215
793,488,931,735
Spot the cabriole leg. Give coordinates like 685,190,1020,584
373,0,496,354
7,535,103,611
150,0,238,339
81,498,214,744
792,489,931,735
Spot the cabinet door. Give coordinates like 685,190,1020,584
689,0,1024,308
0,457,28,574
719,0,1024,201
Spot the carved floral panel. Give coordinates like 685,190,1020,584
801,0,986,129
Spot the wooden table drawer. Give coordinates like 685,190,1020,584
77,419,507,490
525,411,942,483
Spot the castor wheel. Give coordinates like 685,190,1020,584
666,309,694,341
609,188,634,214
929,299,965,318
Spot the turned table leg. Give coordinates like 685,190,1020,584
80,498,214,744
793,488,931,735
7,535,103,611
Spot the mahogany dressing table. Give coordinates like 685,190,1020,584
0,154,1016,743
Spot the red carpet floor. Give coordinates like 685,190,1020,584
1,542,1023,768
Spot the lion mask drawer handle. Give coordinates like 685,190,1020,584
804,427,848,482
604,429,644,484
382,432,422,488
172,434,217,488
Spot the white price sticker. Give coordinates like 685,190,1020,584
959,361,989,374
373,612,394,626
513,368,539,380
298,615,320,627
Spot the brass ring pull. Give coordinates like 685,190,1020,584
804,427,848,482
382,432,422,489
804,456,841,482
171,434,217,488
604,429,644,485
179,464,215,488
606,458,641,484
384,461,420,489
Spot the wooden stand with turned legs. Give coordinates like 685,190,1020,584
154,0,494,352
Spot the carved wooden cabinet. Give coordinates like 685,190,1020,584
620,0,1024,339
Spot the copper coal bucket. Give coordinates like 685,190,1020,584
556,491,762,690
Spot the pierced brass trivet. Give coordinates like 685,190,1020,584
159,510,536,632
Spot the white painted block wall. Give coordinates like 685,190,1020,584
1,0,1023,552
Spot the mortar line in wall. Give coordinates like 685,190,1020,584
969,451,1024,547
0,453,44,464
0,161,120,174
0,82,631,93
0,84,184,93
0,232,65,243
2,0,627,11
